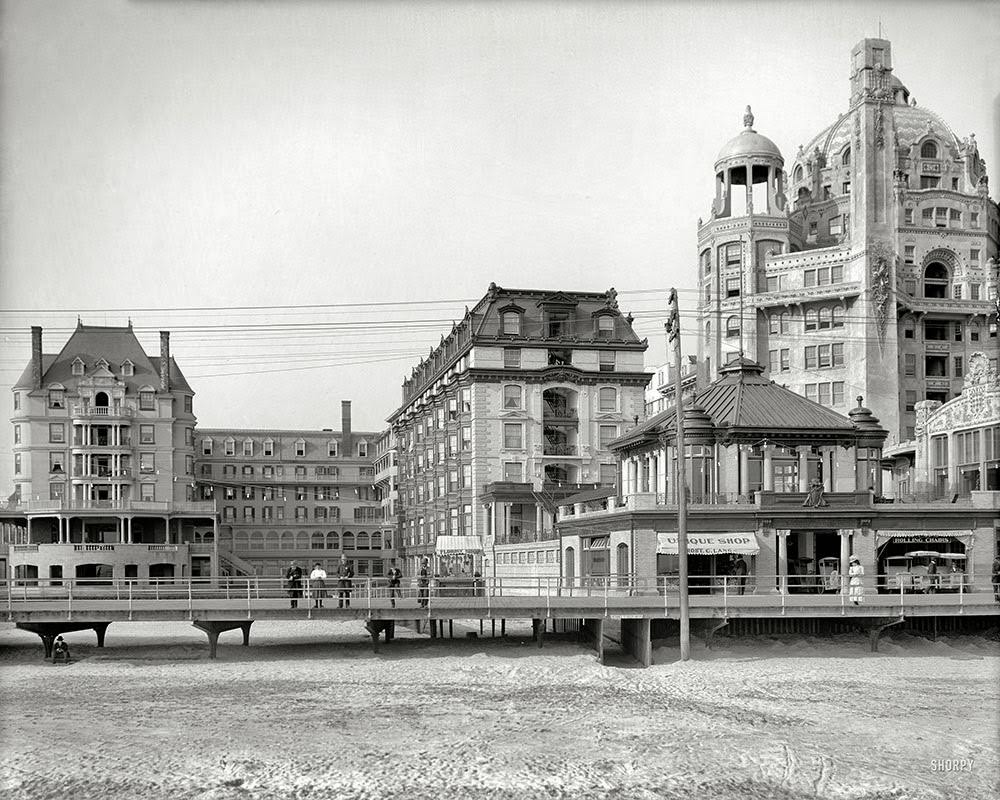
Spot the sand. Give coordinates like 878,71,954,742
0,620,997,800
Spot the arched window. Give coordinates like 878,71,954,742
700,249,711,276
841,146,851,166
357,532,370,550
265,531,279,550
564,547,576,584
923,262,949,298
501,311,521,336
311,532,324,550
726,316,741,338
793,164,803,183
705,321,711,341
920,140,938,159
818,307,832,330
249,531,264,550
596,315,615,339
342,531,355,551
805,309,818,331
295,530,309,549
616,542,629,580
831,306,845,329
234,531,250,550
327,531,340,550
280,531,294,549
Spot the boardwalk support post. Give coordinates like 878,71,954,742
580,618,604,664
532,618,545,648
620,618,652,667
692,617,729,649
17,621,113,659
192,620,255,660
860,616,904,652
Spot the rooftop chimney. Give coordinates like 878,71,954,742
159,331,170,392
341,400,353,454
31,327,42,389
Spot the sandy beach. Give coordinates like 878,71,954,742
0,620,997,800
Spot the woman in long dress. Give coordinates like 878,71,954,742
848,555,865,605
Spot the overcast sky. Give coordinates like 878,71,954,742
1,0,998,492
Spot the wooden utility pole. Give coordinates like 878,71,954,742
665,288,691,661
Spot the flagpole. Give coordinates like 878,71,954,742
666,289,691,661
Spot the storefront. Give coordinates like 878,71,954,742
876,530,972,591
434,534,482,577
655,532,760,593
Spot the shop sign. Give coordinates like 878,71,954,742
893,536,953,544
656,532,760,555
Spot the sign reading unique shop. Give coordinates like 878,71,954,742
656,532,760,555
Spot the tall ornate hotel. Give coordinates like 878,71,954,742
690,38,998,465
388,284,651,576
3,324,215,583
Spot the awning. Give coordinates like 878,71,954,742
586,536,610,549
876,530,973,548
656,532,760,555
435,535,483,555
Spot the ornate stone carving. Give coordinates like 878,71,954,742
868,240,895,342
744,105,754,129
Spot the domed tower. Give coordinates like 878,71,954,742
697,106,790,378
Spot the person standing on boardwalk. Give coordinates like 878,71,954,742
337,556,354,608
991,556,1000,603
285,562,303,609
732,555,748,595
309,562,327,609
848,555,864,605
418,558,431,608
926,557,939,594
387,560,403,608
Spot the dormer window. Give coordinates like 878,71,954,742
202,437,213,456
357,441,368,458
71,358,85,376
224,437,236,456
328,440,339,457
595,314,615,339
243,439,254,457
139,387,156,410
547,311,570,338
48,385,65,409
501,311,521,336
94,358,109,370
121,360,134,377
263,438,274,457
295,438,306,457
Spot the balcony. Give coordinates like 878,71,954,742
542,403,578,422
72,403,135,421
543,443,578,456
70,469,134,481
18,499,216,515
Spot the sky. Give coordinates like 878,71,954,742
1,0,998,492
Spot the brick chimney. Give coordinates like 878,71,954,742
341,400,353,454
159,331,170,392
31,326,42,389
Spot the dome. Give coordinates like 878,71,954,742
715,106,783,166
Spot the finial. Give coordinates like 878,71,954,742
856,395,864,408
743,105,754,130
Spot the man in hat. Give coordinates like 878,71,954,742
417,558,431,608
926,557,939,594
52,635,70,664
337,556,354,608
285,562,303,608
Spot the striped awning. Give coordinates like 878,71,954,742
586,537,610,549
435,535,483,554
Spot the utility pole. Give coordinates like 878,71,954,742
665,288,691,661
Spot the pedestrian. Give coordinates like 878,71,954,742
991,556,1000,603
732,555,748,596
337,556,354,608
309,562,327,609
926,557,939,594
52,635,70,664
848,555,864,605
285,562,303,609
418,558,430,608
387,560,402,608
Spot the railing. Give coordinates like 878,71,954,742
71,404,135,419
4,574,993,616
542,404,578,419
16,499,215,514
543,443,578,456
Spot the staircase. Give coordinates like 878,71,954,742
218,548,257,577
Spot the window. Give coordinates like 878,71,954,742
953,322,963,342
765,275,784,293
202,437,213,456
48,388,65,409
971,212,979,228
295,439,306,457
970,283,980,301
726,316,741,338
200,463,212,477
13,393,19,411
599,463,617,486
970,249,980,263
140,452,154,473
953,285,963,300
726,278,741,298
503,462,523,482
121,360,134,377
724,242,741,267
71,358,84,376
185,455,193,475
184,395,192,413
949,209,961,225
954,356,963,378
935,208,948,228
780,349,790,371
224,437,235,456
49,452,64,473
503,348,521,368
243,439,253,457
263,439,274,457
501,311,521,336
842,182,851,195
596,315,614,339
920,140,938,159
139,425,155,445
243,507,255,522
598,425,617,449
503,384,522,409
904,245,915,264
13,424,20,444
952,178,959,190
503,423,523,450
599,387,617,413
141,484,155,502
598,351,615,372
832,382,845,406
223,464,236,477
50,483,65,501
904,208,914,225
804,309,818,332
547,312,570,337
905,391,917,412
841,146,851,166
829,216,842,236
920,176,939,189
831,306,845,328
461,426,471,450
139,389,155,410
924,321,948,341
357,442,368,458
13,453,20,474
700,249,711,276
49,423,65,443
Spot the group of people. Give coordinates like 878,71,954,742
285,557,356,609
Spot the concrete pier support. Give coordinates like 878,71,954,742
620,618,652,667
191,620,254,659
579,618,604,664
365,619,395,653
531,618,545,648
859,616,904,652
17,622,112,659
